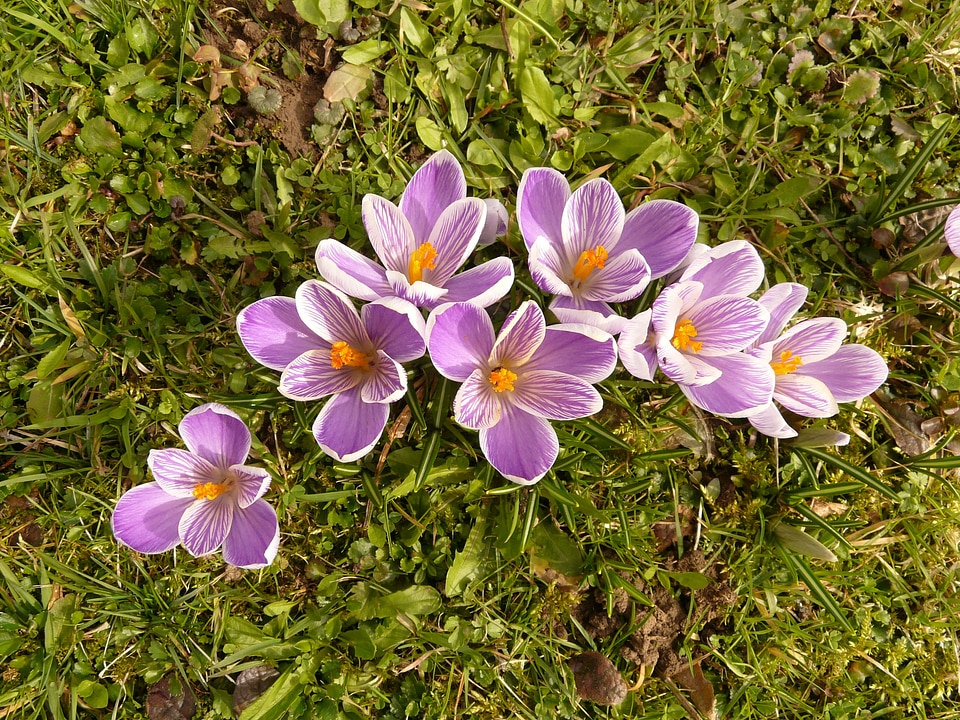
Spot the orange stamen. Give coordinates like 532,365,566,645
192,482,229,501
671,319,703,353
408,242,438,283
771,350,803,375
571,245,608,283
489,367,518,393
330,341,370,370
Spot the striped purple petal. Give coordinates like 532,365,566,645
148,448,219,497
179,496,234,557
619,199,699,278
312,386,390,463
680,352,775,417
399,150,467,246
687,295,770,355
491,302,545,367
747,403,798,439
426,302,496,382
527,324,618,384
296,280,369,347
511,370,603,421
426,197,485,283
279,348,361,401
946,204,960,257
772,318,847,364
680,240,764,298
560,178,625,258
774,373,839,417
454,369,503,430
222,499,280,569
361,298,426,363
479,405,559,485
797,344,887,403
439,257,515,308
363,194,416,274
179,403,250,469
618,311,658,381
231,466,272,509
756,283,808,345
578,248,651,303
315,239,392,302
112,483,192,554
548,296,627,335
237,296,321,372
529,239,573,297
360,351,407,404
517,167,570,252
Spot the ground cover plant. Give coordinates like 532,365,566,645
3,0,960,717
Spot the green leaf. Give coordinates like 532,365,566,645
340,40,389,65
378,586,441,618
528,522,584,578
75,680,109,709
79,116,122,156
774,523,838,562
126,17,158,55
661,570,712,591
1,264,46,289
27,381,63,424
292,0,348,30
446,506,490,597
415,117,446,151
798,447,898,500
37,340,71,379
780,550,854,632
519,66,558,127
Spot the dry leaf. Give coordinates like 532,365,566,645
146,674,196,720
671,662,716,720
232,665,279,715
58,293,85,341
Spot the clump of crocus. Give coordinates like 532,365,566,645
618,241,775,417
426,301,617,484
316,150,513,310
745,283,888,438
112,403,280,568
516,167,698,334
237,280,425,462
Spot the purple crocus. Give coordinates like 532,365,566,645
946,204,960,257
111,403,280,568
237,280,426,462
315,150,513,310
516,167,698,333
617,241,775,416
426,301,617,485
745,283,888,438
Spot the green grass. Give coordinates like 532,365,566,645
3,0,960,717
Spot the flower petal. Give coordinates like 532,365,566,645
312,387,389,462
179,496,234,557
296,280,368,346
399,150,467,246
112,483,192,554
517,167,570,252
230,465,272,509
426,302,495,381
454,368,503,430
492,301,546,367
527,324,618,383
315,239,392,302
479,405,559,485
680,352,775,417
619,199,699,278
617,311,658,381
774,373,839,418
385,270,449,308
798,344,887,402
578,248,651,303
280,349,360,401
426,197,485,284
529,239,573,297
512,370,603,420
361,351,407,404
650,281,702,338
747,403,798,439
148,448,219,497
687,295,770,355
756,283,808,345
440,257,515,308
561,178,625,257
179,403,251,469
657,340,702,385
237,296,321,372
946,204,960,257
361,297,426,362
221,499,280,569
680,240,765,298
478,198,508,247
363,194,416,274
773,317,847,364
548,296,627,335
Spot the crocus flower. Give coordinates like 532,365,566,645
516,167,698,333
946,204,960,257
112,403,279,569
746,283,888,438
315,150,513,310
618,241,775,416
426,301,617,484
237,280,426,462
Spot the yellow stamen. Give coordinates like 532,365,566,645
571,245,609,283
330,341,370,370
192,481,229,501
408,242,438,283
671,319,703,353
771,350,804,375
489,366,517,393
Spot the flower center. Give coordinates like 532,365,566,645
408,242,438,283
771,350,803,375
671,319,703,353
489,366,517,393
192,481,230,501
571,245,608,283
330,341,370,370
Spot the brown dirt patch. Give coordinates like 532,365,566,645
203,0,333,158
